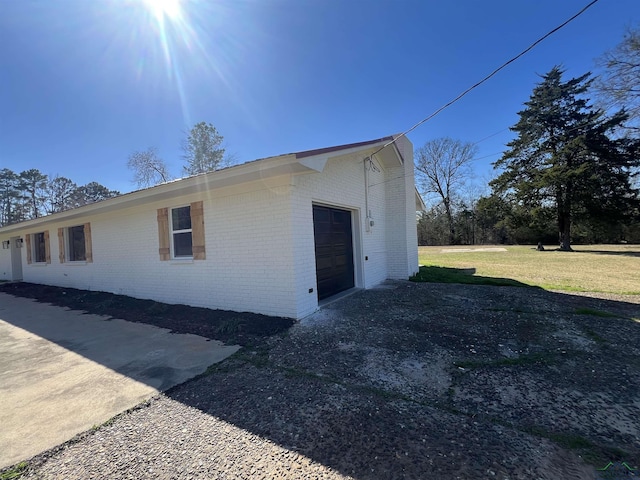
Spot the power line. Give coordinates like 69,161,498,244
472,151,504,162
369,0,600,158
469,109,609,160
368,151,503,189
473,128,510,145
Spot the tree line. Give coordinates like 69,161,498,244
0,121,231,228
416,25,640,250
0,169,120,227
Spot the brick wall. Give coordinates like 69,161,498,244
384,135,419,279
0,239,12,280
290,152,382,318
290,144,414,318
2,140,419,319
12,178,299,318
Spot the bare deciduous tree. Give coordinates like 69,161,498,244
595,25,640,132
127,147,172,188
44,175,77,214
415,137,477,244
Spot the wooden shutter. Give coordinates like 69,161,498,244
83,223,93,263
190,201,206,260
157,208,170,261
44,231,51,264
58,228,65,263
26,234,32,264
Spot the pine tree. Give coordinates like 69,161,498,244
491,67,640,250
0,169,20,226
182,122,226,176
19,169,48,219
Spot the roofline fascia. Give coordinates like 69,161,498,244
0,153,299,234
0,135,407,235
415,187,427,211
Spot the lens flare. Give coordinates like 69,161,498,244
142,0,182,21
128,0,248,128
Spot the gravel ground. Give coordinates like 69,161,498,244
4,281,640,479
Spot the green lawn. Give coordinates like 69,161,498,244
415,245,640,295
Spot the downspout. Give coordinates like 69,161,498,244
364,157,371,232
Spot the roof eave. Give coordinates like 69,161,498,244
0,153,306,234
0,135,407,234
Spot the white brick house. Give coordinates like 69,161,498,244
0,136,423,319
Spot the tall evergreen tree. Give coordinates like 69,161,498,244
491,67,640,250
72,182,120,207
182,122,226,176
0,169,20,226
19,169,48,219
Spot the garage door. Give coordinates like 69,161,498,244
313,205,355,300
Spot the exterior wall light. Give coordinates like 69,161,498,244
15,238,24,248
1,240,9,249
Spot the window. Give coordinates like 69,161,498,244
26,231,50,264
58,223,93,263
157,201,205,261
34,232,46,263
68,225,86,261
171,206,193,257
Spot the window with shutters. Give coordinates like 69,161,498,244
59,223,93,263
33,232,46,263
170,206,193,258
157,201,205,261
27,231,50,264
68,225,86,261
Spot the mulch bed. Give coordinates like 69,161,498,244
0,282,294,346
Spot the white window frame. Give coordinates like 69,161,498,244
170,205,193,259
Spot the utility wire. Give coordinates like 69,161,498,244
369,115,604,190
472,128,510,145
368,151,502,189
369,0,600,158
473,151,504,162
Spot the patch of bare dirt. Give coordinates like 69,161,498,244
265,282,640,478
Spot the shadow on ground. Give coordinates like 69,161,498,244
410,265,534,288
165,283,640,479
3,281,640,479
575,249,640,258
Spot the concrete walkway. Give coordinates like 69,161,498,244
0,293,240,469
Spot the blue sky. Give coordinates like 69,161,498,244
1,0,638,195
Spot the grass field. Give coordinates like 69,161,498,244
415,244,640,295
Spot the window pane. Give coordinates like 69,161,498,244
34,233,46,263
69,225,86,261
173,232,193,257
172,206,191,231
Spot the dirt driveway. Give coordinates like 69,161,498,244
3,282,640,479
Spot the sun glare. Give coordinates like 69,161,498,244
143,0,182,21
129,0,236,128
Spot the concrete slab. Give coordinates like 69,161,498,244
440,247,508,253
0,293,240,469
